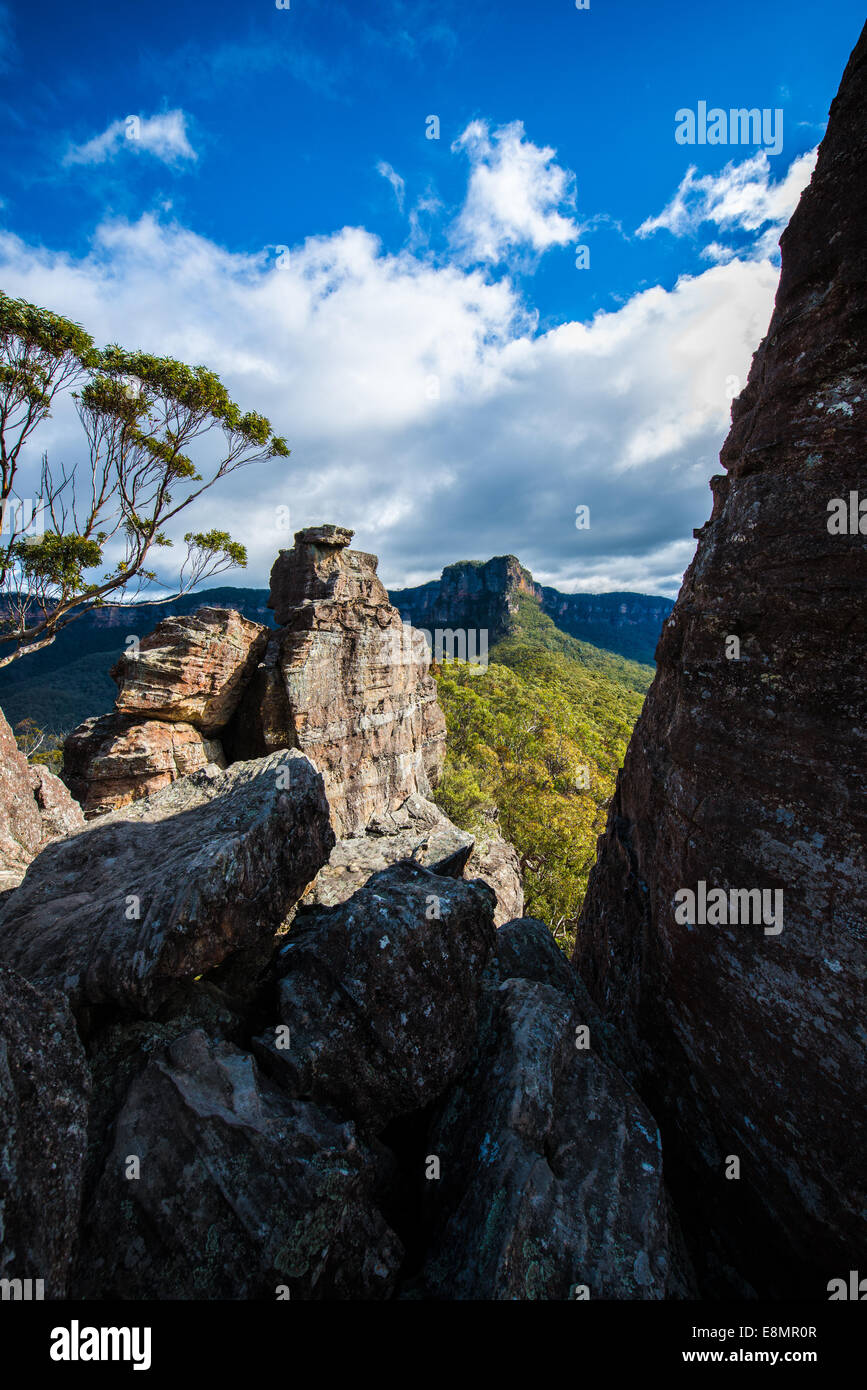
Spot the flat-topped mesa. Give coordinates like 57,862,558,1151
268,525,387,621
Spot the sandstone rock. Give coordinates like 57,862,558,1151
574,24,867,1297
112,606,268,734
256,861,497,1131
466,832,524,926
303,794,474,911
76,1028,402,1299
264,528,447,835
221,633,297,763
0,752,334,1014
417,970,670,1300
0,966,90,1297
63,712,226,819
0,705,85,893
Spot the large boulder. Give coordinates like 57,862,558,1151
574,23,867,1296
111,606,269,734
0,752,334,1014
63,713,226,819
75,1029,402,1299
416,920,672,1299
0,705,84,893
260,526,447,836
465,832,524,926
256,861,497,1131
0,966,90,1297
302,793,474,912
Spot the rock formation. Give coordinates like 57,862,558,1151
259,524,446,835
0,966,90,1297
63,713,226,818
574,24,867,1298
64,525,446,835
0,704,84,893
0,752,334,1014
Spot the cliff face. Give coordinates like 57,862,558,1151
390,555,540,642
574,25,867,1296
390,559,672,664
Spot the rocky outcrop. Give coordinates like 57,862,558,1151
63,713,226,818
112,606,268,733
256,862,496,1131
0,704,85,892
76,1029,402,1300
0,752,334,1014
466,832,524,925
258,526,447,836
574,24,867,1298
414,916,674,1300
302,794,474,911
0,966,90,1296
65,529,447,835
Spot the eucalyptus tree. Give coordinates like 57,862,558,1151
0,291,288,667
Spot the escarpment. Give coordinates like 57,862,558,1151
574,23,867,1298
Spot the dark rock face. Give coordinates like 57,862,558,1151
415,918,672,1300
0,704,85,892
0,753,334,1014
0,966,90,1296
76,1029,402,1300
256,862,497,1131
574,25,867,1297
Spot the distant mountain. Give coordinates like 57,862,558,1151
0,558,671,734
389,555,674,666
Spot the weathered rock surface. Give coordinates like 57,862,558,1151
265,527,447,836
0,753,334,1014
466,832,524,926
256,862,497,1131
112,606,268,734
574,24,867,1297
63,712,226,819
76,1028,402,1300
0,704,85,893
303,794,474,911
0,966,90,1296
416,917,671,1300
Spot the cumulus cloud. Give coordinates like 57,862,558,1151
64,110,197,168
636,148,818,263
0,189,783,599
449,120,580,265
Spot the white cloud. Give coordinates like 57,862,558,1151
64,110,197,168
0,176,785,600
376,160,406,212
450,120,579,265
637,148,817,261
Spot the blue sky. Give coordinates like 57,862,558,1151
0,0,864,596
